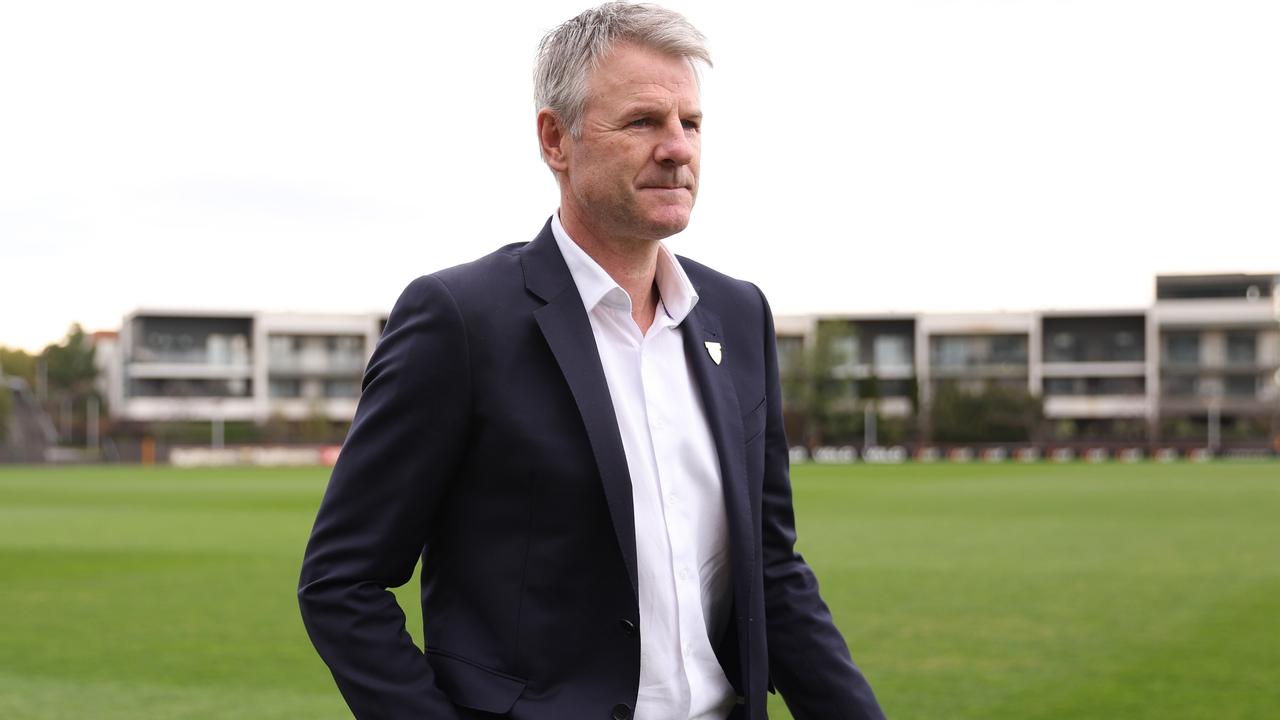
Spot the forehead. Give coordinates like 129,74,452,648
586,42,700,107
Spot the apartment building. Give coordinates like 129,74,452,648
1152,274,1280,444
95,273,1277,445
101,309,385,423
916,312,1036,407
1040,310,1149,440
774,272,1278,445
774,315,916,418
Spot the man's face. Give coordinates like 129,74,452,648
559,42,701,244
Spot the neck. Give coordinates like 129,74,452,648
559,207,662,333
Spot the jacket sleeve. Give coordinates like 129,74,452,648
754,287,888,720
298,275,470,719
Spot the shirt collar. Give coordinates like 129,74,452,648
550,211,700,324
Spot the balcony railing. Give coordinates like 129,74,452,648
1043,349,1145,363
268,353,366,375
132,348,251,367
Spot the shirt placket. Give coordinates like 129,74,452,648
638,318,703,682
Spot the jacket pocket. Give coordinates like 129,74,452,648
426,648,527,714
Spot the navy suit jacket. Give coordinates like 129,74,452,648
298,221,885,720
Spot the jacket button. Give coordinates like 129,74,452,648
611,704,632,720
618,618,637,635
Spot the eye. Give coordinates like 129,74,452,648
629,117,653,128
681,119,700,131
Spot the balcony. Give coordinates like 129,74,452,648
130,327,252,368
930,334,1027,377
127,377,252,399
267,353,366,376
1044,377,1145,397
1158,373,1272,412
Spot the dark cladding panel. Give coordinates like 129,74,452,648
1156,274,1277,300
1042,315,1145,362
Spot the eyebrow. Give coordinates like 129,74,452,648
621,103,702,120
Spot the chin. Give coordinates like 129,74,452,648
645,217,691,240
642,206,693,237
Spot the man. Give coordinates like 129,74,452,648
298,3,885,719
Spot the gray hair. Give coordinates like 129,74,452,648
535,2,711,138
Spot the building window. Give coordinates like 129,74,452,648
1044,377,1080,396
324,380,361,398
830,335,859,373
1096,377,1145,395
877,378,914,398
1164,333,1200,365
269,379,302,398
1042,318,1145,362
932,334,1028,368
329,335,363,354
873,335,911,368
932,336,970,368
1048,332,1076,362
133,317,253,364
990,335,1028,364
776,336,805,377
1045,376,1145,396
1112,330,1141,361
128,378,252,398
268,335,297,361
1161,375,1198,398
1225,332,1257,366
820,378,858,402
1224,374,1258,399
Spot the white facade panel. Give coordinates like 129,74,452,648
1045,396,1148,418
1040,362,1147,377
120,397,259,422
875,398,913,418
127,363,253,379
917,312,1036,335
265,398,361,421
1153,299,1276,326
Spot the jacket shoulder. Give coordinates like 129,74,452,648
385,242,533,317
430,242,527,291
677,254,768,314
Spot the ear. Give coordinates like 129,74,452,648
537,108,571,173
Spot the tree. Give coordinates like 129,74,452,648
0,346,35,443
0,346,37,387
43,325,97,396
930,382,1044,443
0,382,11,442
40,324,101,445
781,323,926,448
300,401,335,443
782,321,865,447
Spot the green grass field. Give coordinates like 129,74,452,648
1,462,1277,719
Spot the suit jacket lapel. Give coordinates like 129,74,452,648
681,305,755,632
523,222,639,600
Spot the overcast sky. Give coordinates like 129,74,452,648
2,0,1277,353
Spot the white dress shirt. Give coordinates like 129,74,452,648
551,213,736,720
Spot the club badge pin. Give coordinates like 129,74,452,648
704,341,722,365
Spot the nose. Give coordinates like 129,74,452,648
654,117,695,167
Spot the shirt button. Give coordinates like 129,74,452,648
666,492,677,506
611,703,633,720
618,618,637,635
678,567,690,580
